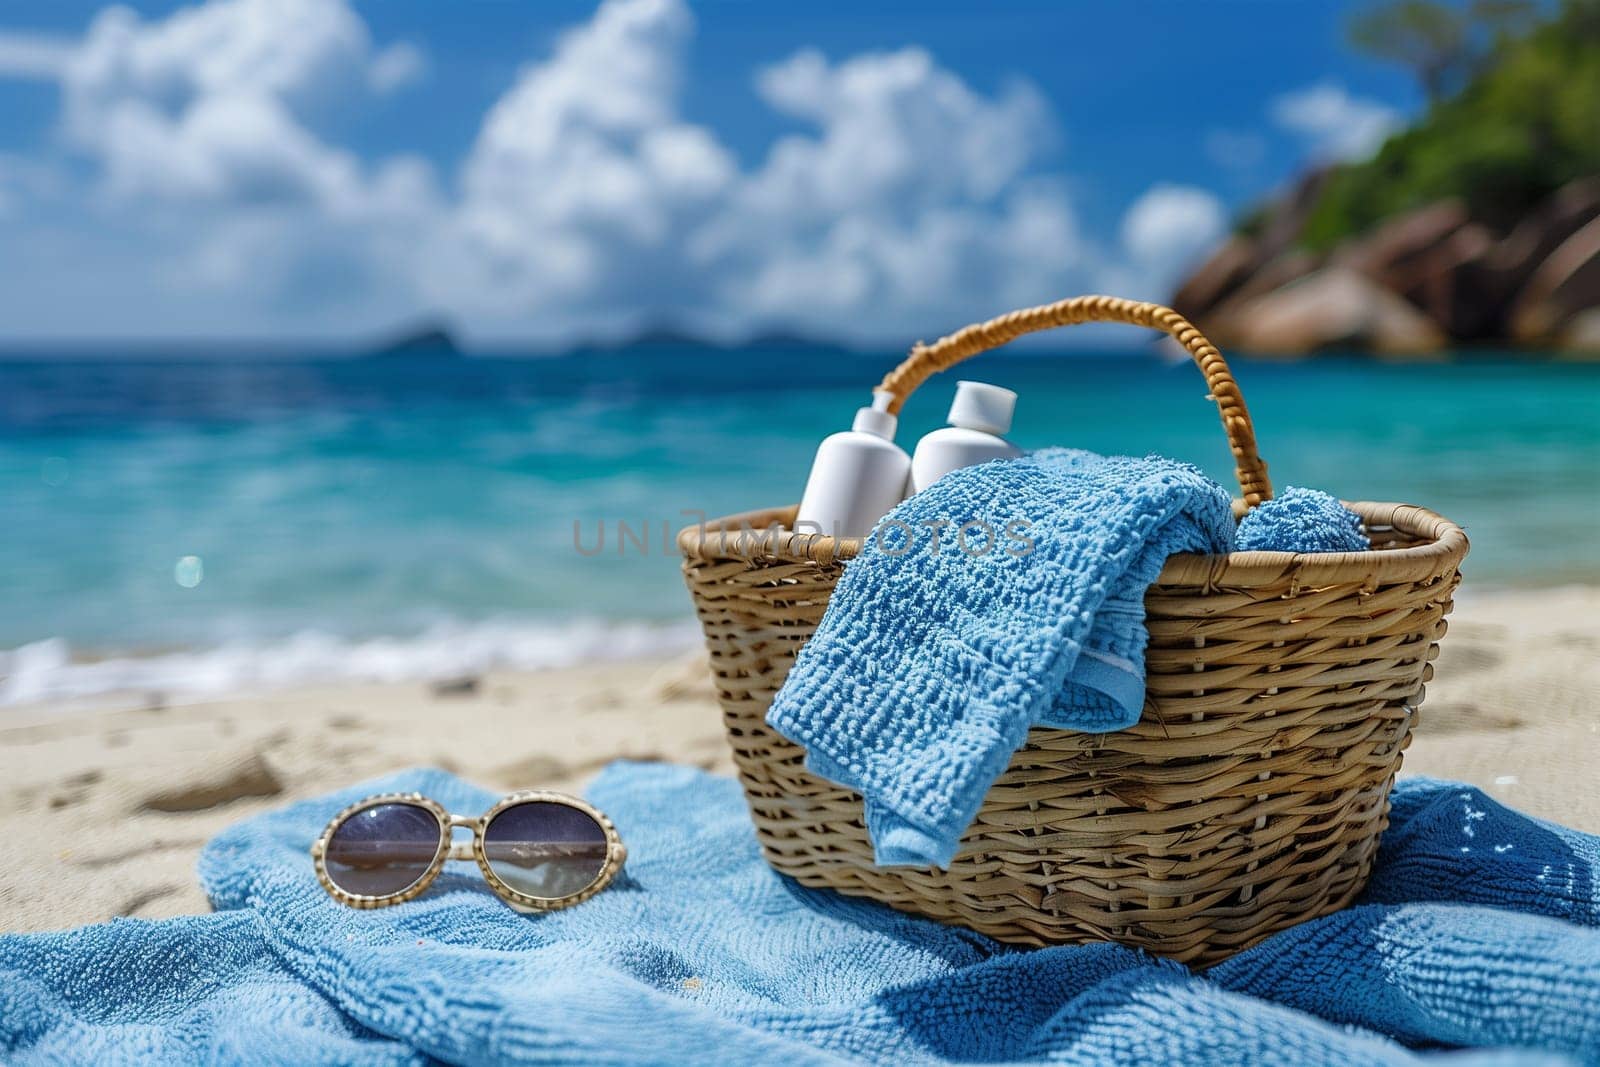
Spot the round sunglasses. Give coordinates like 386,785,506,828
311,791,626,911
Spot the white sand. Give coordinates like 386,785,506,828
2,586,1596,934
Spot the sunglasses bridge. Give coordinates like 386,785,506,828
445,814,478,862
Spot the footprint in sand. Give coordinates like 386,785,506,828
137,750,284,813
47,770,103,809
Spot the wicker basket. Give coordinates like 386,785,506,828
677,295,1468,965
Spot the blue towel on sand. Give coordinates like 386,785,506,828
3,763,1600,1065
767,448,1236,868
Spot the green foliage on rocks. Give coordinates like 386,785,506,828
1298,0,1600,248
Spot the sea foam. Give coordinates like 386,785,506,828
0,618,701,712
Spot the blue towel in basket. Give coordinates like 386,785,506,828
766,448,1237,868
1237,485,1369,553
2,764,1599,1065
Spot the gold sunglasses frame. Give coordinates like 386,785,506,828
310,790,627,912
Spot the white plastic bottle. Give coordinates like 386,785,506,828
794,390,911,539
908,380,1022,493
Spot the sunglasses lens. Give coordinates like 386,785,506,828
483,801,610,901
323,802,443,898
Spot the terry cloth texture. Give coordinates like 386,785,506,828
2,764,1599,1065
1236,485,1369,553
766,448,1236,867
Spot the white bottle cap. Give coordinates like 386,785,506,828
851,389,898,439
947,380,1016,435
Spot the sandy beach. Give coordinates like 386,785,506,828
2,585,1596,935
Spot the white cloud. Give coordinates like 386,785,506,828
0,0,1225,341
425,6,1096,341
91,92,355,204
1270,82,1400,163
750,48,1049,212
0,31,74,78
368,41,427,95
1120,184,1227,272
0,0,444,338
42,0,436,209
694,48,1069,332
425,0,735,329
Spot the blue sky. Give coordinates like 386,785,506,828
0,1,1419,344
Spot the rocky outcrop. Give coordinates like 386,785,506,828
1173,176,1600,355
1173,169,1330,320
1563,309,1600,353
1491,178,1600,288
1332,200,1473,287
1510,216,1600,342
1199,250,1324,344
1171,237,1259,321
1218,268,1445,355
1326,200,1502,340
1391,223,1499,340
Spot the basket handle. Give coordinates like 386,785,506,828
876,295,1273,505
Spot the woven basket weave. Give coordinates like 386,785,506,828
677,295,1468,965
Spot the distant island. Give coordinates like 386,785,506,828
1173,0,1600,356
360,318,859,359
367,321,462,357
566,320,854,355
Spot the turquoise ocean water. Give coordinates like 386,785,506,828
3,347,1596,705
